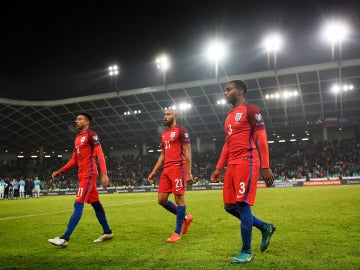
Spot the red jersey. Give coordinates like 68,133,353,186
60,129,107,175
161,124,190,168
217,102,269,168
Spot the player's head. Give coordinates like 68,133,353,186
224,80,248,105
75,112,93,131
79,112,93,122
163,107,178,127
229,80,247,95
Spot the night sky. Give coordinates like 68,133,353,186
0,0,359,101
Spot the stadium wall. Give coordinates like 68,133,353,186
33,177,360,197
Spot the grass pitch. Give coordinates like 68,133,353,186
0,185,359,270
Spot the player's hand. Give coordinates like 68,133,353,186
210,168,221,183
51,170,62,179
101,174,109,189
147,172,156,184
261,168,275,187
186,173,193,186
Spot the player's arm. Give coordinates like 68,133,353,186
183,143,193,185
94,144,109,188
148,150,165,183
211,141,229,182
254,129,274,187
52,150,77,179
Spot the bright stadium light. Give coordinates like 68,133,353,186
108,64,119,91
263,32,283,69
323,20,349,47
165,102,192,112
265,90,298,100
264,33,283,53
331,83,354,94
206,40,227,80
216,99,226,105
108,65,119,76
156,54,170,88
322,20,350,117
178,102,192,111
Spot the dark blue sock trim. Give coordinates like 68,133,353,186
175,205,186,234
237,202,253,251
63,202,84,241
163,200,177,215
225,205,240,219
91,201,111,234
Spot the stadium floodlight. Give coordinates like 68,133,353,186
108,65,119,76
156,54,170,88
265,90,298,100
331,83,354,94
178,102,192,111
322,20,350,117
216,99,226,105
264,33,282,53
108,65,119,91
206,40,227,81
263,33,283,69
323,20,349,48
165,102,192,112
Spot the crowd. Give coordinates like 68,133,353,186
0,138,359,193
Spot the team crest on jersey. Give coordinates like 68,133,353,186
80,136,86,143
235,112,242,121
255,114,263,121
170,132,176,138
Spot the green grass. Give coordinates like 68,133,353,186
0,185,359,270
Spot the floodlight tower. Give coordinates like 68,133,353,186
156,54,170,89
206,40,226,81
263,33,288,125
108,65,119,90
263,33,282,70
323,20,350,117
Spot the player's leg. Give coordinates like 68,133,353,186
62,201,84,240
165,166,188,242
89,181,113,243
49,176,90,246
174,194,186,234
91,198,114,242
158,171,177,214
225,164,253,264
223,165,241,218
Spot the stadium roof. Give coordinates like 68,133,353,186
1,58,360,154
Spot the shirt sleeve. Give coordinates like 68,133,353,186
94,144,107,174
60,150,77,173
254,129,270,168
88,130,107,174
216,142,229,170
179,126,191,144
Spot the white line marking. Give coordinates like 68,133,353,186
0,200,150,221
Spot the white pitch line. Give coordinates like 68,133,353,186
0,200,150,221
0,190,217,221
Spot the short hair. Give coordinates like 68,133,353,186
229,80,248,95
79,112,93,122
